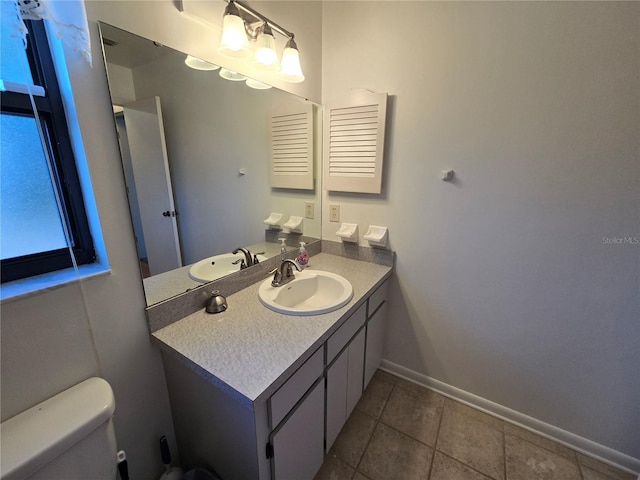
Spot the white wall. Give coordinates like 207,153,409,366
0,2,322,479
322,1,639,461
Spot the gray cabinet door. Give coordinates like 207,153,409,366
326,347,348,451
271,380,325,480
347,329,366,415
326,328,366,453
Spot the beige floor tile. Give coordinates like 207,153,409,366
353,473,373,480
437,403,505,480
355,377,393,418
505,434,581,480
430,451,495,480
380,386,444,447
331,409,377,468
395,377,434,396
576,453,637,480
314,452,355,480
358,423,433,480
444,398,504,431
373,369,398,385
504,424,576,460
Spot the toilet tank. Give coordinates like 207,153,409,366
1,377,117,480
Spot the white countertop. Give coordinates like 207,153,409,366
152,253,392,406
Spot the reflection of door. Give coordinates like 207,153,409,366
122,96,182,276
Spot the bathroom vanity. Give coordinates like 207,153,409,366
152,253,391,480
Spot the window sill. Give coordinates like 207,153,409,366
0,262,111,304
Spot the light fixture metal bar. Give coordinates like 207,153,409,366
231,0,294,39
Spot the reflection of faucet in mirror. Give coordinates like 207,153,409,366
232,248,265,269
232,248,250,269
253,251,265,265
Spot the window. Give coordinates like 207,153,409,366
1,19,95,283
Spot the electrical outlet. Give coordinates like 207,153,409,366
329,204,340,222
305,202,315,219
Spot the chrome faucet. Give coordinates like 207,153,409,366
270,259,301,287
232,248,265,269
232,248,252,269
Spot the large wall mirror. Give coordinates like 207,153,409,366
99,23,322,307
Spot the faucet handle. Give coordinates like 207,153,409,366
269,267,283,286
232,258,246,269
253,252,265,264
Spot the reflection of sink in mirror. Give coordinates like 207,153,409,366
190,253,268,283
258,270,353,316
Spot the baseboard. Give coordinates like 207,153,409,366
380,360,640,477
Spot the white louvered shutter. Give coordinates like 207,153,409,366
323,90,387,194
269,102,314,190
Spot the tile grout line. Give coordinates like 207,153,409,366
503,418,507,480
439,398,506,480
352,380,395,479
426,394,447,479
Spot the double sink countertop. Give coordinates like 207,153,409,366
152,252,392,408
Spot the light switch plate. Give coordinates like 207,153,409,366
305,202,315,219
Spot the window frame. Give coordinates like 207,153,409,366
1,20,95,283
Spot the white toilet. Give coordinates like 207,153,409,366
0,377,118,480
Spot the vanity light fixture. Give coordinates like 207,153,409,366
185,55,220,71
253,23,279,71
218,0,252,58
280,37,304,83
217,0,304,83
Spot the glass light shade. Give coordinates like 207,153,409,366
218,13,252,59
184,55,219,71
253,32,279,71
280,46,304,83
246,78,272,90
219,68,247,81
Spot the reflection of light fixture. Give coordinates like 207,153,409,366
185,55,220,71
218,1,252,58
280,37,304,83
246,78,272,90
219,68,247,81
217,0,304,83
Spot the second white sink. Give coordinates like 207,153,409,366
189,253,267,283
258,270,353,316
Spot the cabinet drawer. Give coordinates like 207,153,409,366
327,303,366,364
367,279,389,318
269,346,324,428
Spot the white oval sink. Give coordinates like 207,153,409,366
258,270,353,316
189,253,268,283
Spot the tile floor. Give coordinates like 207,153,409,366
314,370,636,480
